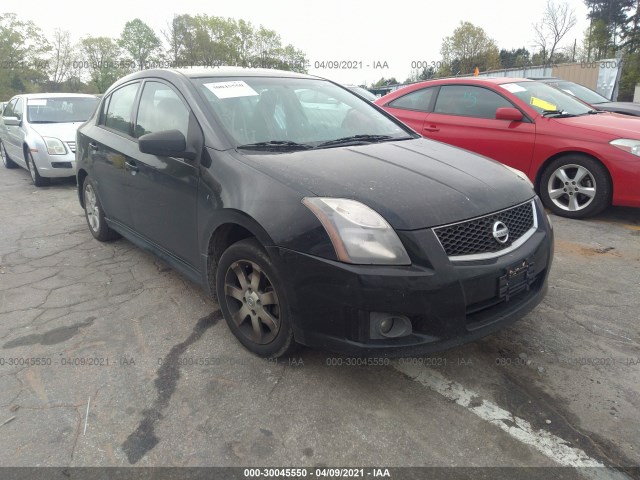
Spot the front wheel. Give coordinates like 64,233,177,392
216,238,296,358
539,155,610,219
26,151,50,187
82,177,120,241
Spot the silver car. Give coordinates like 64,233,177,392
0,93,99,186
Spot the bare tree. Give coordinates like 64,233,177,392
533,0,577,65
48,29,74,88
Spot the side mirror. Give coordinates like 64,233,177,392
138,130,197,160
3,116,21,126
495,107,523,122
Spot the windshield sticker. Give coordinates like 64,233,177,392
28,99,47,106
500,83,526,93
530,97,557,111
204,81,259,99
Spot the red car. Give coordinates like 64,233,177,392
376,77,640,218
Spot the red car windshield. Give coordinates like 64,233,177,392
499,82,593,116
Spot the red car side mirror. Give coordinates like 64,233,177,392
495,107,523,122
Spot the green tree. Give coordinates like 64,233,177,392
0,13,50,98
119,19,162,70
439,21,501,75
80,36,129,93
499,48,531,68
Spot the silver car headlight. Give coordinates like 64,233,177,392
43,137,67,155
610,139,640,157
504,165,534,188
302,197,411,265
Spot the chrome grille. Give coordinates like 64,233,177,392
434,200,536,259
66,141,76,153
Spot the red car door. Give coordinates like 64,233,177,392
425,85,536,174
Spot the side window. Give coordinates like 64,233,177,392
103,83,140,135
135,82,189,139
3,99,18,117
388,88,435,112
13,97,24,119
434,86,513,119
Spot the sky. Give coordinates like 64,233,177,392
3,0,591,85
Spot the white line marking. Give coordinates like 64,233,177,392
394,362,629,480
83,396,91,435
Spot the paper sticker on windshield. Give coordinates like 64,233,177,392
28,99,47,106
500,83,526,93
530,97,557,111
203,81,258,99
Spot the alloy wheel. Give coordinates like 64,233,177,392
84,183,100,232
27,155,37,183
223,260,281,345
546,164,597,212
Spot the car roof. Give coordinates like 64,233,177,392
154,66,314,80
14,93,99,99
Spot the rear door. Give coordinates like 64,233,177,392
425,85,536,173
127,80,202,268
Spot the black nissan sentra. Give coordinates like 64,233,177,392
76,67,553,358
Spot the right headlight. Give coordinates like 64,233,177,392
302,197,411,265
610,139,640,157
42,137,67,155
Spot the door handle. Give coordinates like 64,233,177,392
124,161,139,174
89,142,98,151
423,125,440,132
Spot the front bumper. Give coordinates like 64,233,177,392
32,149,76,177
268,201,553,357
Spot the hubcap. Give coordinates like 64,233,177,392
547,164,596,212
223,260,280,345
84,184,100,232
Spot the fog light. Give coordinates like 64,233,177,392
380,318,394,334
370,312,412,339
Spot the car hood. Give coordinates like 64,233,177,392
597,102,640,116
556,112,640,139
234,138,535,230
28,122,84,142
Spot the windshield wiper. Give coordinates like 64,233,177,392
541,110,576,118
586,109,607,114
237,140,312,151
314,134,399,148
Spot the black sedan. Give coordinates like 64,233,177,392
76,67,553,357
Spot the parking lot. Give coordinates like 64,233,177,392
0,166,638,476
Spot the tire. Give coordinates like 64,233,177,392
216,238,296,358
539,155,610,219
25,151,50,187
1,141,17,168
82,177,120,241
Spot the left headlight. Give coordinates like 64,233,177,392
610,139,640,157
302,197,411,265
504,165,534,188
43,137,67,155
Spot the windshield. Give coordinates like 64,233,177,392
550,81,610,105
27,97,99,124
193,77,411,149
499,81,593,116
